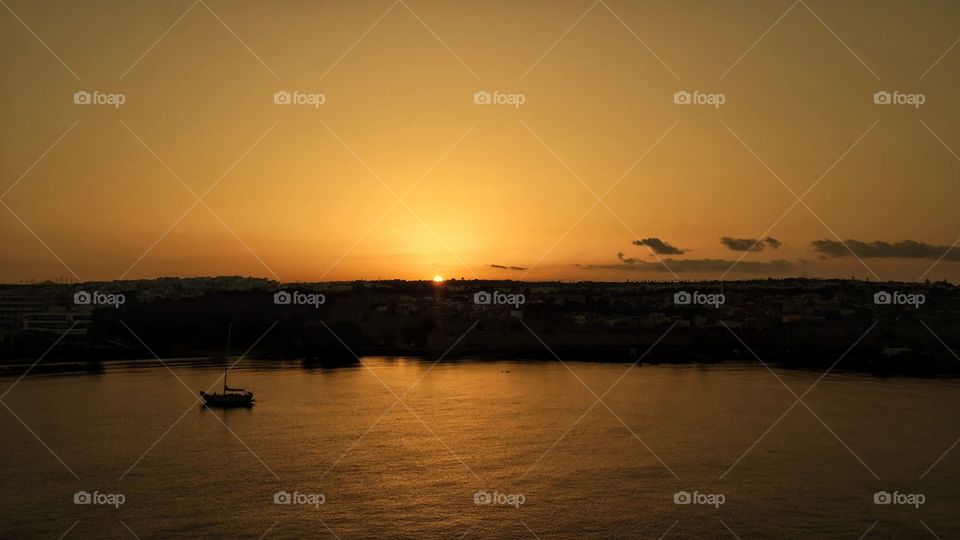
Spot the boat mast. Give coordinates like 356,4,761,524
223,323,232,393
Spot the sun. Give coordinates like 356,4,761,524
432,275,445,283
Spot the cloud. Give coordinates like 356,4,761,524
489,264,527,271
582,257,799,274
810,239,960,261
720,237,782,252
721,237,761,252
616,252,640,264
633,238,686,255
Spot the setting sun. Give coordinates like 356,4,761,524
432,275,444,283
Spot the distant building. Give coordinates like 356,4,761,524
0,289,90,341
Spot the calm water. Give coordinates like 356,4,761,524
1,358,958,539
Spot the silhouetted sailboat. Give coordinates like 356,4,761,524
199,324,254,407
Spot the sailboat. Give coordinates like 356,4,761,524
199,324,254,408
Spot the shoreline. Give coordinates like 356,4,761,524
2,277,957,379
2,347,957,379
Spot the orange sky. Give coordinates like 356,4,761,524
1,0,958,283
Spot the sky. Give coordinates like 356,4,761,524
1,0,959,283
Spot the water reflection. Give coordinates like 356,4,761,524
1,359,958,538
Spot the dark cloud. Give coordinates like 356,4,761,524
617,252,640,264
489,264,527,271
633,238,686,255
811,239,960,261
720,237,782,252
583,258,799,274
721,237,761,252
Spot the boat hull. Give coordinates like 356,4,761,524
199,391,254,408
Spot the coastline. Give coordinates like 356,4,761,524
1,277,957,378
2,344,957,379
